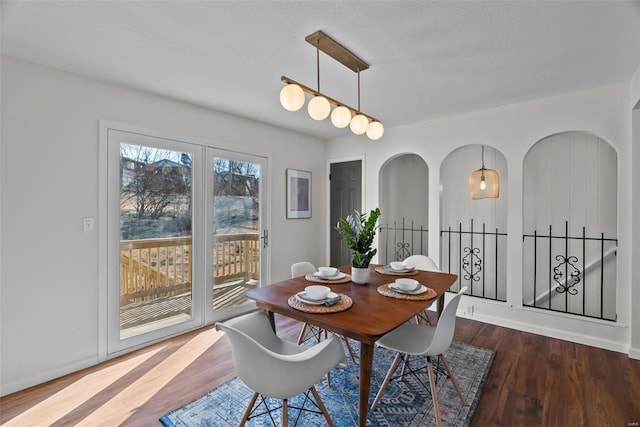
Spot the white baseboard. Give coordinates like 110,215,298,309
461,311,629,354
0,355,99,397
629,346,640,360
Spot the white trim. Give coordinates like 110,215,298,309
629,346,640,360
461,309,629,354
0,356,99,397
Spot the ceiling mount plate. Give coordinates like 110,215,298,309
305,30,369,73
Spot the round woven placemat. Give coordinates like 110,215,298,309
305,274,352,284
377,283,437,301
374,266,419,276
287,294,353,313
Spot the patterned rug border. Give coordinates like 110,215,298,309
160,340,495,427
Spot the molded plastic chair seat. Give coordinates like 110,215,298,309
216,311,345,425
371,287,468,427
403,254,440,324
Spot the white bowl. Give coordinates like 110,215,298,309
305,285,331,300
318,266,338,277
394,278,419,291
390,261,407,271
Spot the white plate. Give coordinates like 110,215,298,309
389,284,428,295
296,291,339,305
311,272,346,280
385,264,415,273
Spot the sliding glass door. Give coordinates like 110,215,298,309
103,124,269,355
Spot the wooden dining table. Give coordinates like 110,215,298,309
244,264,458,427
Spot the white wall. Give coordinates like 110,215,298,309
631,63,640,358
0,57,327,394
327,83,634,355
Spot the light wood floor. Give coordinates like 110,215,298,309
1,314,639,426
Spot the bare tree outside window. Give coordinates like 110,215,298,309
120,144,193,239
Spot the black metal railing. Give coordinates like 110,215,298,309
522,221,617,321
440,219,507,302
378,218,428,264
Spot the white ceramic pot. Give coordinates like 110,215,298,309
351,266,370,285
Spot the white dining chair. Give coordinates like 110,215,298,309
403,254,440,325
216,311,346,426
291,261,356,366
370,287,468,427
291,261,326,344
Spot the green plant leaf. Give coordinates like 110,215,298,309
335,207,381,267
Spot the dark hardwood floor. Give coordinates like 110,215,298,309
1,314,639,426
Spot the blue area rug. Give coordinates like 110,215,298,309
160,340,494,426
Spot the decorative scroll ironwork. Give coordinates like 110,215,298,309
395,242,411,261
378,218,428,265
462,247,482,281
553,255,581,295
522,221,618,321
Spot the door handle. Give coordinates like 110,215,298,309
261,229,269,248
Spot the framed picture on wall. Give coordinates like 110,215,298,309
286,168,311,219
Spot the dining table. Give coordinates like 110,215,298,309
244,264,458,427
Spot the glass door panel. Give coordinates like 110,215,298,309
207,149,268,321
106,127,203,355
118,143,194,339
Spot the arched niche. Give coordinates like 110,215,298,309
440,144,508,301
378,153,429,263
522,131,617,320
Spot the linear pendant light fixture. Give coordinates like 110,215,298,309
469,145,500,199
279,30,384,140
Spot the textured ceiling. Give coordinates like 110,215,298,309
2,1,640,140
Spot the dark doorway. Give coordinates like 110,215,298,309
330,160,362,266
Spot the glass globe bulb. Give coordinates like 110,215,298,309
366,121,384,140
331,106,351,128
279,84,305,112
350,114,369,135
308,96,330,120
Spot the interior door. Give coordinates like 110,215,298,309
330,160,362,266
205,148,269,323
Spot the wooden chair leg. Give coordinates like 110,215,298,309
371,352,403,410
427,361,443,427
423,309,433,325
310,386,335,427
297,323,308,344
401,353,410,378
282,398,288,426
439,354,466,405
343,336,356,363
239,392,258,426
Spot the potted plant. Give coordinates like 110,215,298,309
335,207,381,284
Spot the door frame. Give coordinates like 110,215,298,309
326,154,366,265
98,120,271,360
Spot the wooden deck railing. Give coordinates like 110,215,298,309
120,234,259,305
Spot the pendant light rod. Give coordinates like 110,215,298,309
357,69,361,112
281,75,380,123
316,41,321,92
305,30,369,73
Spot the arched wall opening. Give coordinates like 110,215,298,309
440,144,508,301
522,131,618,321
378,153,429,264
